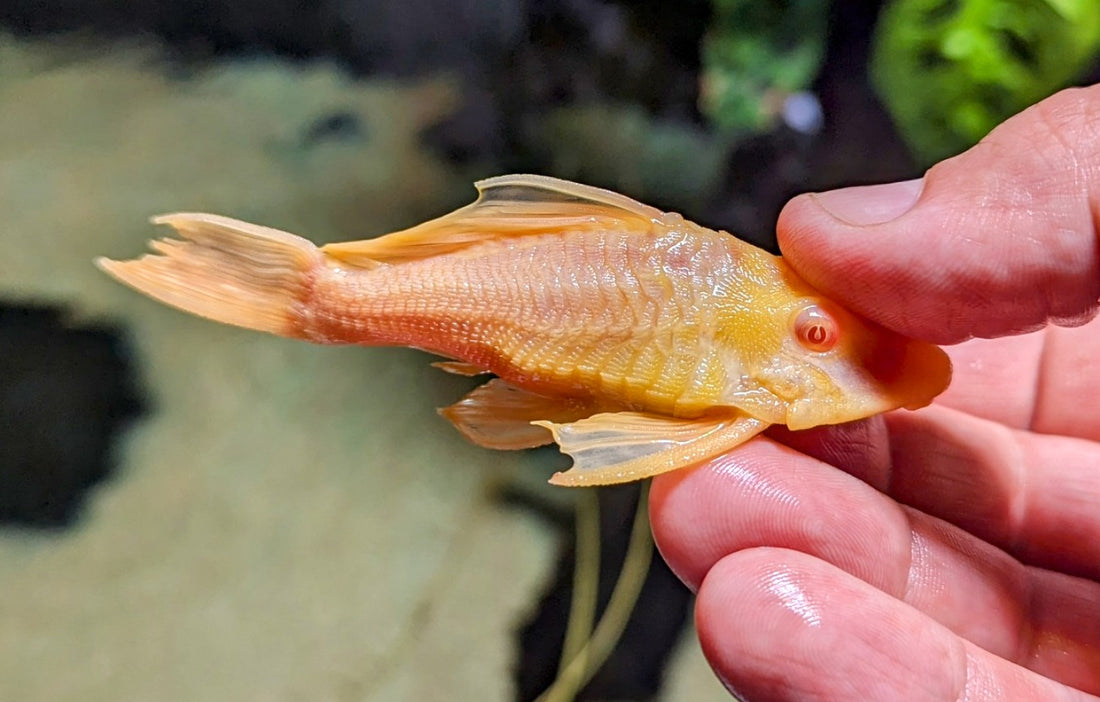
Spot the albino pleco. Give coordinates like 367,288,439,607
98,175,952,485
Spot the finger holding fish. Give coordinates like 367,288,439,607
649,438,1100,695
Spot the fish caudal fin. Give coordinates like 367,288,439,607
97,213,322,337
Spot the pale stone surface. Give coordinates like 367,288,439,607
0,36,729,702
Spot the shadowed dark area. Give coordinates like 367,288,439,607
0,303,146,528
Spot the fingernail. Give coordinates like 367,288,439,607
811,178,923,226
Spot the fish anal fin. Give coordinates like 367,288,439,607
440,379,598,450
537,412,769,487
321,175,662,267
431,360,491,377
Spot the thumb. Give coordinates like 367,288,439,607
777,86,1100,345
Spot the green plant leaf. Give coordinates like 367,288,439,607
872,0,1100,165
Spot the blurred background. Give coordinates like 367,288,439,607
1,1,1097,700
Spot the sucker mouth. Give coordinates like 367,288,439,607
782,346,950,430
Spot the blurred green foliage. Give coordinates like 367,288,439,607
872,0,1100,165
699,0,829,133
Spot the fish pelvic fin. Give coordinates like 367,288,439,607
431,360,492,377
440,379,600,450
97,213,322,337
537,411,769,487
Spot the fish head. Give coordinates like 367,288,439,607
770,299,951,429
722,266,952,431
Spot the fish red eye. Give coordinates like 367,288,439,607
793,305,838,352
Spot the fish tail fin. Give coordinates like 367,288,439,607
97,213,323,337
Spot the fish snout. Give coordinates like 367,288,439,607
861,334,952,412
784,332,952,431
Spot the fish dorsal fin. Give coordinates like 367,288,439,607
321,175,663,267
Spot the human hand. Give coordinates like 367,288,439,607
650,86,1100,701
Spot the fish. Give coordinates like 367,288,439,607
97,175,951,486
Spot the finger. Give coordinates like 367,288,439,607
757,387,1100,580
767,397,1100,577
935,333,1044,429
765,416,892,491
650,441,1100,691
772,312,1090,486
916,318,1100,443
695,548,1098,702
777,86,1100,344
885,404,1100,580
1030,321,1100,442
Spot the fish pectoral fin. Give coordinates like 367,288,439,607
321,175,663,267
440,379,598,450
535,411,769,487
431,360,491,377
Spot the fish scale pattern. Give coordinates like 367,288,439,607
307,225,747,417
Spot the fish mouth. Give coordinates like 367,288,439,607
861,333,952,411
785,332,952,431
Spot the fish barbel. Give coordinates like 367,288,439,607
97,175,951,486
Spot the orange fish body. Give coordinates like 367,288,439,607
98,175,951,485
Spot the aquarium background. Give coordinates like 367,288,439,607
0,1,1096,701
